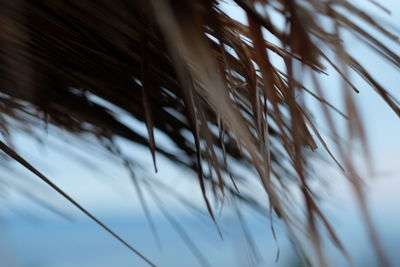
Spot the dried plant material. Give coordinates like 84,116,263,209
0,1,399,266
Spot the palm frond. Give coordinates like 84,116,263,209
0,0,399,266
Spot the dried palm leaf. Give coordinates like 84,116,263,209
0,0,399,266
